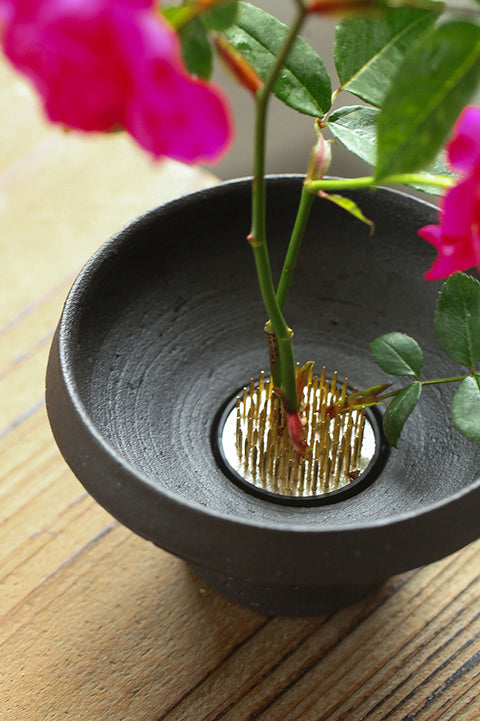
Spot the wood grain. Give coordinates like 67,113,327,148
1,57,480,721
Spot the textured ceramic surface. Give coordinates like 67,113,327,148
46,176,480,615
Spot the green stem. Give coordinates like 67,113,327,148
265,182,314,388
249,5,307,413
421,375,470,387
276,183,315,312
252,241,297,409
305,173,455,194
377,374,470,403
305,176,376,193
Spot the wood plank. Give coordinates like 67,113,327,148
440,680,480,721
0,62,217,331
0,278,73,368
0,132,216,327
157,547,480,721
1,525,265,721
4,537,480,721
157,576,408,721
243,548,480,721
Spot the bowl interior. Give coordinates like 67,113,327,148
62,177,480,530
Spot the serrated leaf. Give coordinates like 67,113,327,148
434,273,480,370
224,2,331,116
327,105,453,195
179,17,212,79
334,7,440,107
370,332,423,378
202,1,238,30
375,21,480,182
383,381,422,448
328,105,378,166
451,374,480,443
318,191,373,230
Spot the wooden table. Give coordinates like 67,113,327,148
2,59,480,721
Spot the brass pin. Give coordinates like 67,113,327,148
234,366,368,498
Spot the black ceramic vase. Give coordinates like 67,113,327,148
46,176,480,616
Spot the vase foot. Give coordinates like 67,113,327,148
191,563,382,617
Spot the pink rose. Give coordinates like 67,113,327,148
1,0,232,163
419,106,480,280
0,1,14,29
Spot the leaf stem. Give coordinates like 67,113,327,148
305,173,455,193
376,374,470,404
421,375,470,386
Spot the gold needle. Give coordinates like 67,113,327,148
234,367,367,497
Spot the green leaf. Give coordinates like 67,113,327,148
375,21,480,181
328,105,378,166
403,151,454,195
383,381,422,448
451,374,480,443
318,191,373,230
370,332,423,377
334,7,440,107
202,1,238,30
224,2,331,116
179,17,212,79
327,105,452,195
434,273,480,370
